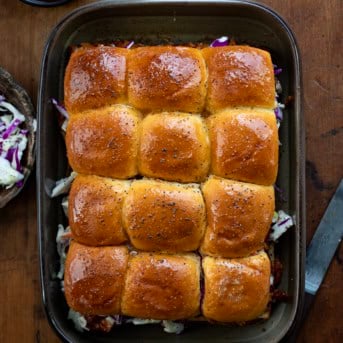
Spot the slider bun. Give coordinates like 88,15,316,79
64,242,129,315
201,177,274,258
138,113,210,182
68,175,130,246
207,108,278,185
202,46,275,112
64,46,128,115
121,252,200,320
128,46,207,113
202,251,271,322
66,104,141,179
122,179,206,252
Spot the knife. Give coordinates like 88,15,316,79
304,179,343,318
286,179,343,341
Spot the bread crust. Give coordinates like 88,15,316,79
64,46,128,114
202,46,275,112
122,179,206,252
64,242,129,315
201,176,274,258
66,104,141,179
202,252,271,322
121,252,200,320
138,113,210,182
207,108,278,185
68,175,130,246
128,46,207,113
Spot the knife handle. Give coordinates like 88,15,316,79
282,292,315,342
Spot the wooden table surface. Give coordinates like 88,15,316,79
0,0,342,342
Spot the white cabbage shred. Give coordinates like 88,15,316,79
269,210,294,241
61,196,69,217
0,157,24,187
129,318,161,325
128,318,184,334
51,171,77,198
162,320,185,334
56,224,71,279
68,309,89,332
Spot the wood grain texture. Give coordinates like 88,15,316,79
0,0,342,342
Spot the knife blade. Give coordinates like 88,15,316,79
305,178,343,297
300,178,343,325
284,179,343,342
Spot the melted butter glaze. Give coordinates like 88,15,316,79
202,252,271,322
201,177,274,258
69,175,130,246
208,108,278,185
139,113,210,182
122,180,206,252
202,46,275,111
64,242,129,315
128,46,207,113
64,46,128,114
66,105,141,179
121,252,200,320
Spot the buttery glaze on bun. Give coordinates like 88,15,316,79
122,179,206,252
202,46,275,112
207,108,278,186
121,252,200,320
68,175,130,246
66,104,141,179
64,242,129,315
202,251,271,322
64,46,128,115
201,176,274,258
138,113,210,182
128,46,207,113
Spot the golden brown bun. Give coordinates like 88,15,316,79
207,108,278,185
121,252,200,319
64,46,128,115
202,251,271,322
202,46,275,112
68,175,130,246
138,113,210,182
128,46,207,113
66,105,141,179
200,177,274,258
64,242,129,315
122,179,206,252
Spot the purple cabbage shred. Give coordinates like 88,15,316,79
126,41,134,49
274,67,282,76
51,98,69,119
274,107,283,121
14,146,22,172
1,118,21,139
5,147,16,162
16,180,24,188
210,36,229,47
278,218,291,226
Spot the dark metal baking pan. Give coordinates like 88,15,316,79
37,1,305,342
